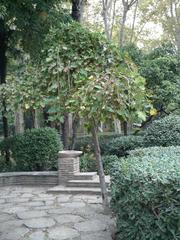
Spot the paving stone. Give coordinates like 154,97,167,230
6,197,29,203
0,199,5,204
0,213,15,223
2,206,29,214
71,206,99,218
57,195,72,203
44,200,54,206
22,201,44,207
24,217,55,229
21,193,34,198
48,207,75,215
81,231,112,240
54,214,84,224
48,226,80,240
0,226,29,240
17,210,47,219
0,220,24,232
74,220,107,232
25,231,47,240
60,202,86,208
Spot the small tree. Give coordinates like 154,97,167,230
68,64,147,206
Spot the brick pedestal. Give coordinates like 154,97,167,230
58,150,82,184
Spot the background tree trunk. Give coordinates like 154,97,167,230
119,2,128,47
114,119,122,134
71,0,85,22
130,0,138,43
15,107,24,133
0,19,9,139
61,113,69,149
34,109,40,129
91,119,109,207
71,116,80,150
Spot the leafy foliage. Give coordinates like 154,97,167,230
103,135,144,157
110,146,180,240
144,115,180,147
140,43,180,113
74,133,122,153
0,0,61,58
0,128,62,171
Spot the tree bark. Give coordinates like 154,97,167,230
71,0,84,22
114,119,121,134
91,119,109,207
130,0,138,43
123,121,128,135
71,116,80,150
102,0,111,40
175,25,180,53
61,113,69,149
119,2,128,47
15,107,24,133
34,109,40,129
0,19,8,139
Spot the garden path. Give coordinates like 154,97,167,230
0,186,115,240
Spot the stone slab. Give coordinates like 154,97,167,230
48,226,80,240
74,220,107,232
24,217,55,229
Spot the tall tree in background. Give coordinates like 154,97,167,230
0,0,59,139
119,0,138,47
60,0,85,149
0,18,8,138
102,0,117,41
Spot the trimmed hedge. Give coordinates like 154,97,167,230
110,146,180,240
103,135,144,157
0,128,63,171
144,115,180,147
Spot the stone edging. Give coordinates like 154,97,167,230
0,171,58,187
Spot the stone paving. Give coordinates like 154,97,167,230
0,186,115,240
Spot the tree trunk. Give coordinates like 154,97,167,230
102,0,111,40
0,19,8,139
119,3,128,47
71,0,84,22
123,121,128,135
130,0,138,43
34,109,40,129
61,113,69,149
91,119,109,207
71,116,79,150
114,119,121,134
15,107,24,133
175,24,180,53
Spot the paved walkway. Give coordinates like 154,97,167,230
0,186,115,240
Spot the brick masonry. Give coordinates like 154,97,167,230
58,151,82,184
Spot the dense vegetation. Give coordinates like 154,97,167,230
0,0,179,213
110,146,180,240
0,128,62,171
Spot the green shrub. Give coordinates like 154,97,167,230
102,155,119,174
74,133,122,154
0,128,63,171
110,146,180,240
103,135,144,157
80,153,119,174
80,153,97,172
144,115,180,147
